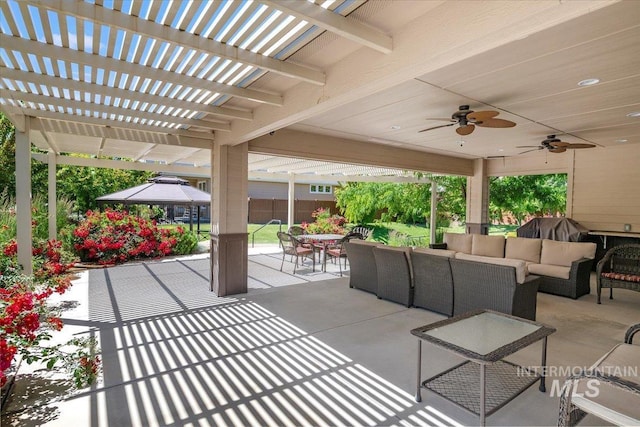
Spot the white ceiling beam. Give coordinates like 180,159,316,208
0,104,26,132
249,171,427,183
261,0,392,54
0,67,253,121
38,0,325,86
32,152,212,176
1,34,283,106
21,108,215,146
0,89,231,132
30,116,212,148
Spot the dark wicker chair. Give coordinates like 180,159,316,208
372,246,413,307
558,323,640,426
276,231,315,274
596,244,640,304
326,232,363,277
449,258,540,321
410,251,454,316
350,225,372,240
343,240,379,294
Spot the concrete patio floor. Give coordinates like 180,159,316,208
2,246,638,426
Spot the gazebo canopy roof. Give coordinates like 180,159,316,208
96,176,210,205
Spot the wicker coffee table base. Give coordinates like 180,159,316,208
422,360,540,417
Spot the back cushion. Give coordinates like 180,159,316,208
455,252,527,284
471,234,506,258
412,247,457,258
505,237,543,263
539,239,597,267
443,233,473,254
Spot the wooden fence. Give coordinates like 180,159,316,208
248,198,338,224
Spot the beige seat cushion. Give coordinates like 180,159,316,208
471,234,506,258
527,263,571,279
412,247,456,258
444,233,472,254
505,237,542,263
572,344,640,426
540,239,597,267
454,252,527,284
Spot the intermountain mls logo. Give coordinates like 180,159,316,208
517,365,639,397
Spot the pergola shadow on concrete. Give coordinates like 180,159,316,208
3,250,639,426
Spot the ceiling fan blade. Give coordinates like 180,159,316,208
550,142,570,148
418,123,455,133
518,147,544,154
467,110,498,121
476,118,516,128
566,143,596,149
456,124,475,136
549,148,567,153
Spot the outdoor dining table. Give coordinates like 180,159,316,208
298,233,344,272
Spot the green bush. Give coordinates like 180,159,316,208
170,228,199,255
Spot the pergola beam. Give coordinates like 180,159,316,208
0,89,231,132
1,34,283,106
0,68,253,121
261,0,393,54
38,0,325,86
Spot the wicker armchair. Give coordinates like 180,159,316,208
596,244,640,304
558,323,640,426
326,232,363,277
277,231,315,274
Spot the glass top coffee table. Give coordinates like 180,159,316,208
411,309,556,426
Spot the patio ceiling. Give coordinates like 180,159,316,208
1,1,638,174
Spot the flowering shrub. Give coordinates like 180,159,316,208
301,208,346,234
72,209,197,264
0,245,100,389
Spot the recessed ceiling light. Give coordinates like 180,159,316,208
390,125,401,130
627,112,640,118
498,148,504,152
615,139,628,143
578,78,600,87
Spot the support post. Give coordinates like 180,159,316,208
48,151,57,241
287,173,295,230
210,141,248,296
430,181,437,243
15,118,33,275
466,159,490,235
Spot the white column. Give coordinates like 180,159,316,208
430,181,437,243
15,118,33,275
210,141,248,296
287,173,295,229
48,151,57,241
466,159,490,234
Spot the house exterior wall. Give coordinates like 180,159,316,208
248,181,336,201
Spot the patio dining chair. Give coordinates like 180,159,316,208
277,231,315,274
326,232,363,276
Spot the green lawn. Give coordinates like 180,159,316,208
163,222,519,245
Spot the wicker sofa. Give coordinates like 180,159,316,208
345,242,539,320
443,233,597,299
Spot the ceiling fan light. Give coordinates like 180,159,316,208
615,139,628,143
577,78,600,87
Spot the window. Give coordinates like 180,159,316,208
197,180,208,192
310,184,332,194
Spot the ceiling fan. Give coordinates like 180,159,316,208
517,135,596,154
419,105,516,136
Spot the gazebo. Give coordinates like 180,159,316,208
96,176,211,232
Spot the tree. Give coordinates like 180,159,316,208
56,158,153,213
